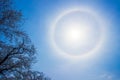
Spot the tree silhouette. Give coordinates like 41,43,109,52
0,0,50,80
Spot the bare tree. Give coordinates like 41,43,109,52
0,0,50,80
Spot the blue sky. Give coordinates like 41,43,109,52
15,0,120,80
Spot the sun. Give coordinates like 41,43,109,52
50,8,105,60
61,23,89,47
65,26,80,43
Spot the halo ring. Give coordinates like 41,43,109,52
50,8,105,60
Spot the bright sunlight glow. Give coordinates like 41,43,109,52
63,23,88,46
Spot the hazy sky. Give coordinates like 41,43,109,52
15,0,120,80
